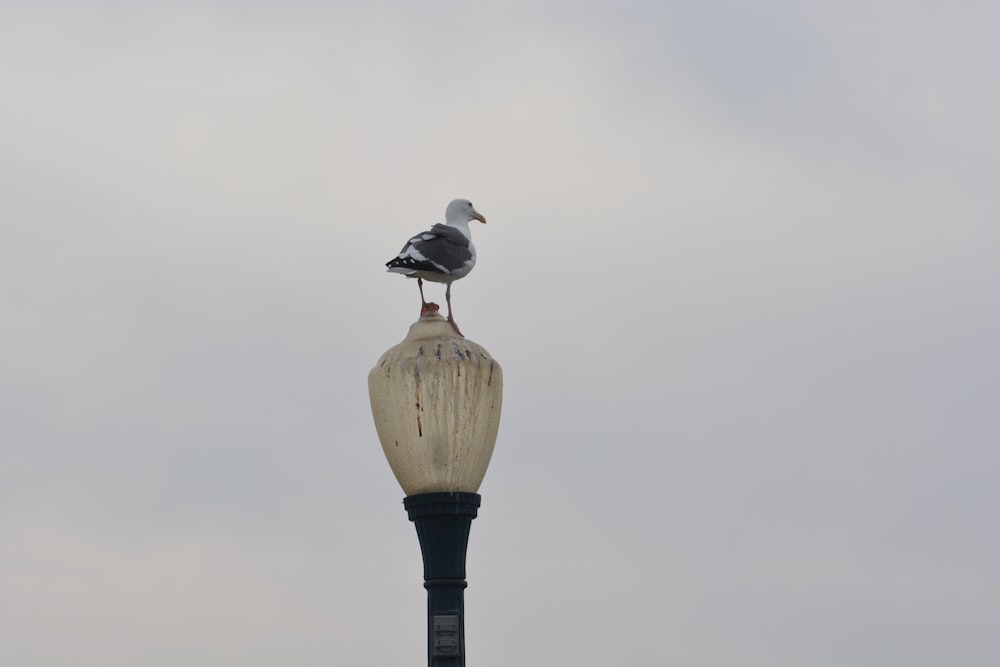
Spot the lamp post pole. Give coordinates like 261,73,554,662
369,312,503,667
405,492,480,665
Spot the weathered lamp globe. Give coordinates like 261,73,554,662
368,312,502,495
368,310,503,667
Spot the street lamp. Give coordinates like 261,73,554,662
368,311,503,666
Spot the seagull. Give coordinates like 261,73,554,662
386,198,487,336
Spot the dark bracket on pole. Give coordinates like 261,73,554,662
404,491,481,667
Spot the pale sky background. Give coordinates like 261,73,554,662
2,1,999,666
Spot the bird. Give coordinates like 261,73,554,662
386,198,487,336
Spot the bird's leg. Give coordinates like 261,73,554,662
445,282,464,337
418,278,440,317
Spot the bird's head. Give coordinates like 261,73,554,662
446,198,487,225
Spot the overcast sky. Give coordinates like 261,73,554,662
2,2,999,666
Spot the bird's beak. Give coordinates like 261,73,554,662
473,211,487,224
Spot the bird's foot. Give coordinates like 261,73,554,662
447,315,465,337
420,302,440,317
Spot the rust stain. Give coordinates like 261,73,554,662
414,359,423,438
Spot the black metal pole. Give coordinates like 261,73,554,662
404,491,481,667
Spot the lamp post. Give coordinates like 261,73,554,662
369,311,503,666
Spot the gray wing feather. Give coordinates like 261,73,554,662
388,224,472,274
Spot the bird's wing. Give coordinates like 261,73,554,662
387,224,472,275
